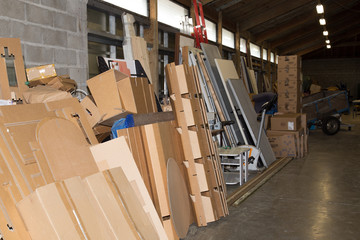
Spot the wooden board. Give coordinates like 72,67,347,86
0,38,28,99
16,183,83,240
89,137,169,240
83,172,140,240
36,117,98,181
167,158,191,238
45,97,99,145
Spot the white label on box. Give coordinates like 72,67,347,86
288,122,295,130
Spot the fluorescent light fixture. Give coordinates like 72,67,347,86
326,44,331,49
319,18,326,25
325,39,330,44
316,4,324,14
323,30,328,36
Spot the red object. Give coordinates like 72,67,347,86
193,0,208,48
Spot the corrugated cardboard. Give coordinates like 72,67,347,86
278,55,301,69
278,99,301,113
267,128,305,158
117,77,148,114
87,69,128,120
310,84,321,94
80,96,103,128
26,64,57,81
271,113,301,131
22,85,72,104
277,67,301,82
268,134,297,158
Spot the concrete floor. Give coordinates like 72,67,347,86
185,114,360,240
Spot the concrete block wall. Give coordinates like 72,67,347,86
0,0,89,90
302,58,360,99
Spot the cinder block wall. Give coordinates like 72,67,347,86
0,0,89,90
302,58,360,99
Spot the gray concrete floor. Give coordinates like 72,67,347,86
185,114,360,240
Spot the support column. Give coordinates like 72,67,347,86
144,0,159,96
235,22,241,76
217,11,223,55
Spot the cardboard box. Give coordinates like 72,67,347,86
267,128,305,158
117,77,148,114
26,64,57,81
268,134,297,158
80,96,103,128
278,55,301,69
87,69,128,120
271,113,301,131
310,84,321,94
277,67,301,81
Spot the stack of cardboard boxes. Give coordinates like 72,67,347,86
267,55,308,158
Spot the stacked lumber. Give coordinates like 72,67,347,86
165,62,228,226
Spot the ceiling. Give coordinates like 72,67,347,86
202,0,360,58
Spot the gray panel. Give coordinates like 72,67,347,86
228,79,276,166
201,43,243,145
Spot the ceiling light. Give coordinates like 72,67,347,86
325,40,330,44
319,18,326,25
323,30,328,36
316,4,324,14
326,44,331,49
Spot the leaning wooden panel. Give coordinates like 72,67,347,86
83,172,140,240
0,38,28,99
89,137,169,240
45,97,98,145
36,117,98,181
16,183,84,240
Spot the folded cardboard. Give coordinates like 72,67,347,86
22,85,72,103
278,55,301,69
271,113,301,131
268,134,297,158
80,96,103,128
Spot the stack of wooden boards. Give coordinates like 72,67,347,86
165,62,229,227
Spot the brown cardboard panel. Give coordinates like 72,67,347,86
80,96,103,128
45,97,99,145
267,134,297,158
130,36,153,84
267,128,304,158
0,38,28,99
36,117,98,181
16,183,83,240
271,113,301,131
277,67,301,81
89,137,168,240
117,77,147,114
29,141,54,184
26,64,56,81
0,103,55,123
87,69,127,120
22,85,72,104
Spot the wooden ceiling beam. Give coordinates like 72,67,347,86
236,0,315,32
282,21,360,55
270,10,360,49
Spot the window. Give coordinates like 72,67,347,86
158,0,189,29
240,38,246,53
222,28,235,49
102,0,148,17
250,42,260,58
205,18,216,42
270,52,275,63
263,48,267,61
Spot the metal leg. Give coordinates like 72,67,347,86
244,150,248,182
239,154,243,186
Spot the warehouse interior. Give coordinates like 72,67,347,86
0,0,359,239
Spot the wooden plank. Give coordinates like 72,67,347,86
89,137,169,240
83,172,140,240
16,183,84,240
106,167,161,240
36,117,98,181
167,158,192,238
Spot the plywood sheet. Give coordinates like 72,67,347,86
16,183,83,240
83,172,140,240
201,43,242,144
167,158,191,238
89,137,168,240
227,79,276,166
36,117,98,181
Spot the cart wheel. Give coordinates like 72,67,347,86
322,116,340,135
